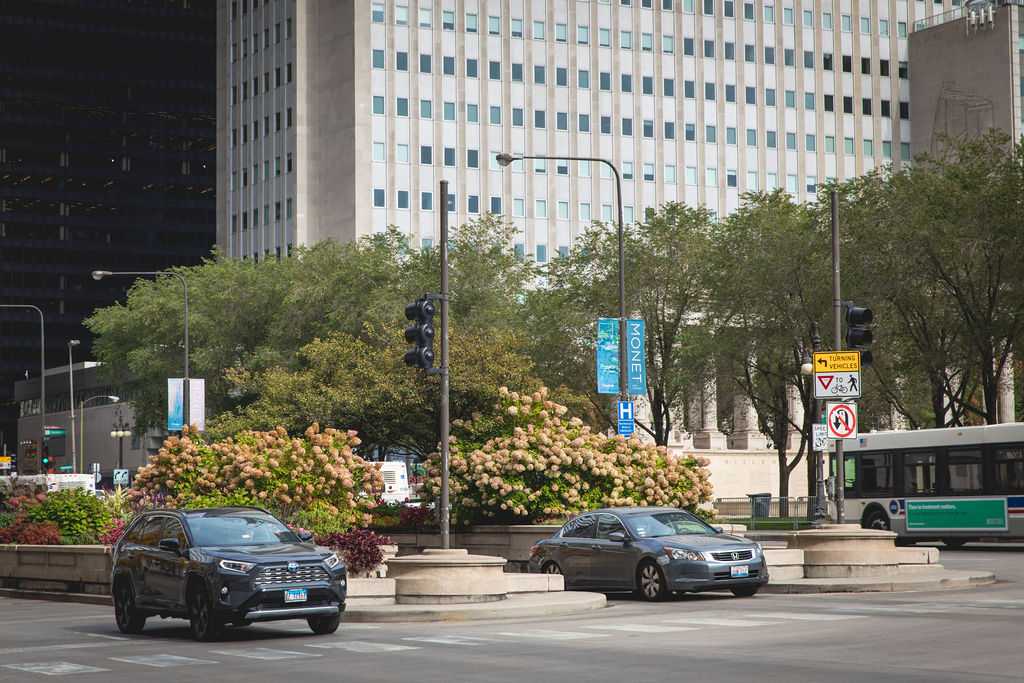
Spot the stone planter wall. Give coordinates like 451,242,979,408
388,525,562,572
0,544,113,595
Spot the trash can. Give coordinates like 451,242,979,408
748,493,772,519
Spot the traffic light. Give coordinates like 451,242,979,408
403,297,436,369
845,304,874,366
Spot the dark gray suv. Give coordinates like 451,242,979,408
528,507,768,600
111,507,346,640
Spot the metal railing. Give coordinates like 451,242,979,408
714,497,822,529
912,1,1023,33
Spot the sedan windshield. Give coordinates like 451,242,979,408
187,513,299,547
625,511,715,538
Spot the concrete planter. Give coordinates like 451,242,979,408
0,544,113,595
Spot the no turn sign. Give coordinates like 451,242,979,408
826,402,858,440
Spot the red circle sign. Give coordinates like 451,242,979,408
827,404,857,438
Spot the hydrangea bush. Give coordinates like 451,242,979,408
423,387,713,524
131,424,384,532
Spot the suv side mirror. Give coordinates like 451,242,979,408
608,531,628,543
297,529,314,542
158,538,181,554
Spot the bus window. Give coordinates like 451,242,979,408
860,452,895,496
904,452,936,495
994,448,1024,492
946,449,983,494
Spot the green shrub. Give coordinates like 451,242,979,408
132,424,384,533
423,387,713,524
25,489,111,544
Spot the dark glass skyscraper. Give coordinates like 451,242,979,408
0,1,216,454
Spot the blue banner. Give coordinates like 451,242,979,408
167,378,184,431
626,319,646,395
596,318,620,394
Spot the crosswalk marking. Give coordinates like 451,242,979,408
2,661,110,676
498,630,608,641
210,647,321,660
109,654,218,668
585,623,698,634
306,641,419,653
743,611,865,621
663,617,781,627
826,604,950,615
402,635,497,646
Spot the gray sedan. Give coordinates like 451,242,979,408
528,507,768,600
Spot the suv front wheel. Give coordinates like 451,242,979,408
308,611,342,635
113,579,146,635
188,584,223,641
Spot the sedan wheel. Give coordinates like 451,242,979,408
637,562,669,602
113,580,146,635
189,586,223,642
542,561,562,575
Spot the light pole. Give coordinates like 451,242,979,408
110,407,131,471
800,323,828,524
496,152,628,402
92,270,189,429
80,395,119,475
0,305,45,473
67,339,80,472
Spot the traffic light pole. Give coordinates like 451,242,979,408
438,179,451,550
831,189,845,525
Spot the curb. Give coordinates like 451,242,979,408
762,571,996,594
344,592,608,623
0,588,111,606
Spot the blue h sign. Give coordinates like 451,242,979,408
617,400,635,436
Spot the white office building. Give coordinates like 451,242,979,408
217,0,995,261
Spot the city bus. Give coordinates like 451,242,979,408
840,423,1024,546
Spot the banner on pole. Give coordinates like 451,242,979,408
189,378,206,432
596,318,620,394
167,378,184,431
626,319,646,395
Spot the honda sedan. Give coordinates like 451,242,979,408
528,507,768,600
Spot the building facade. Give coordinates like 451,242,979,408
218,0,1013,260
0,1,217,457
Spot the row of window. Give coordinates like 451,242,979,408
230,108,293,147
231,199,294,232
371,2,913,40
230,153,293,189
373,49,909,80
370,95,910,129
230,64,293,103
856,447,1024,496
230,17,293,62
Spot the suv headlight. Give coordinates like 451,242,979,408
218,559,256,574
665,548,705,562
324,552,343,570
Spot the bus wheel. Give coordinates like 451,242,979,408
862,508,891,531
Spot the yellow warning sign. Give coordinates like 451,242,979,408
813,351,861,373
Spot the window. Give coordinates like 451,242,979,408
879,59,890,77
804,50,814,69
726,169,737,187
860,16,870,34
535,199,548,217
372,3,385,22
785,90,796,108
513,198,526,217
705,167,717,186
765,88,776,106
622,117,633,136
703,39,714,58
621,30,632,49
726,127,736,145
489,61,501,79
490,105,501,124
902,452,937,494
663,35,674,53
396,51,408,71
663,78,674,96
823,53,833,71
901,143,911,161
685,166,697,185
995,448,1024,492
643,32,654,52
397,190,409,209
420,99,432,118
419,145,432,164
396,97,409,116
621,73,632,92
395,5,408,25
556,23,567,42
843,96,853,114
466,58,478,78
396,144,409,162
806,134,816,151
665,121,675,138
512,107,524,126
556,112,568,130
900,101,910,120
466,12,478,32
642,76,653,95
841,14,852,32
764,46,774,64
443,10,455,30
533,20,544,39
786,132,797,150
579,114,590,132
422,192,433,210
534,110,546,128
705,125,716,143
862,98,872,116
563,515,596,538
825,136,835,154
466,103,478,122
824,94,834,112
861,57,870,75
704,83,715,100
536,245,548,263
372,142,385,162
945,450,983,493
783,6,793,24
443,101,456,120
419,7,432,27
579,69,590,88
665,164,676,182
822,11,833,30
745,86,756,105
685,123,695,141
467,149,479,168
488,15,500,35
467,195,479,213
372,49,384,69
683,37,694,55
724,42,734,60
898,21,908,39
622,162,633,179
746,128,757,146
512,18,524,37
372,96,384,114
860,452,895,495
490,196,502,214
879,19,889,37
805,92,815,110
899,61,909,80
784,48,794,67
601,116,611,134
844,137,854,155
373,188,385,207
420,53,432,73
443,147,455,166
684,80,695,98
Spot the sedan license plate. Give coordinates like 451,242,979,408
730,565,750,578
284,588,308,603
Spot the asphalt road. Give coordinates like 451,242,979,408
0,545,1021,683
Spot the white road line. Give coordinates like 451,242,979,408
306,641,419,653
498,630,609,641
210,647,322,660
0,643,98,656
109,654,218,668
585,624,699,634
662,617,783,627
743,611,866,621
81,633,131,641
402,636,498,646
0,614,109,626
2,661,110,676
826,604,951,615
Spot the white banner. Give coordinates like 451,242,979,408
189,378,206,432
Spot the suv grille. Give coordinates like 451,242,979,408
710,549,754,562
255,563,330,586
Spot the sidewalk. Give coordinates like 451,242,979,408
763,568,995,594
345,591,607,623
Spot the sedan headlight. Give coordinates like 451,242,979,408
218,559,256,574
324,552,343,570
665,548,705,562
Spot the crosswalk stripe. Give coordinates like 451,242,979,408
498,630,608,641
2,662,110,675
662,617,782,627
743,611,865,621
306,641,419,653
109,654,218,668
210,647,321,660
585,624,699,634
402,636,497,646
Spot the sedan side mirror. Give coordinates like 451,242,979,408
158,538,181,554
608,531,628,543
712,526,724,534
297,529,314,542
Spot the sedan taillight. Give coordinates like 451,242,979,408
529,544,541,557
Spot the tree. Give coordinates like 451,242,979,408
528,203,716,445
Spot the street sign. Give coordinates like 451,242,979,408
826,402,859,440
812,424,831,451
616,400,635,437
113,469,130,486
814,371,862,399
43,426,66,438
813,351,861,373
91,463,101,484
0,456,11,471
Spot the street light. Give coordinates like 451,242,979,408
496,152,629,403
67,339,80,472
0,304,45,473
80,394,119,475
92,269,190,429
110,407,131,471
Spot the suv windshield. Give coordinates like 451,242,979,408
624,511,715,538
187,513,299,547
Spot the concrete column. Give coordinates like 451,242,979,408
786,383,804,451
729,391,767,450
997,353,1015,423
692,376,727,450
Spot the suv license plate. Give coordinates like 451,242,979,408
284,588,308,603
730,565,749,578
